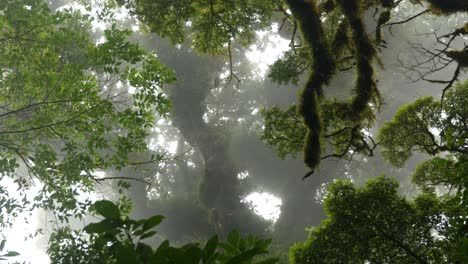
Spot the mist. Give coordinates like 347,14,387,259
1,0,466,263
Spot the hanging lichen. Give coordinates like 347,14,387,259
444,48,468,68
336,0,381,121
331,21,350,57
319,0,335,13
411,0,468,15
285,0,336,174
375,10,391,45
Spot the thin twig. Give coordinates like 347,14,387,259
223,42,240,90
384,9,429,36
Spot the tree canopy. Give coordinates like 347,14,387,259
0,0,173,226
291,81,468,264
0,0,466,263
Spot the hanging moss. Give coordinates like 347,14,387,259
380,0,396,8
286,0,336,173
375,10,391,44
457,23,468,35
336,0,381,121
319,0,335,14
331,21,350,56
420,0,468,15
444,48,468,68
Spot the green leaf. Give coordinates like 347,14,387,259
115,244,139,264
219,242,239,255
203,235,218,261
4,251,20,257
136,242,153,258
256,239,273,250
180,245,203,264
83,220,118,234
140,230,157,240
227,230,240,247
446,127,454,147
94,200,121,219
458,237,468,259
226,248,265,264
0,240,5,251
255,258,279,264
460,137,466,146
142,215,164,232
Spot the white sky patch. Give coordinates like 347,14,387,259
242,192,282,223
91,170,106,179
149,135,178,154
219,69,231,79
361,128,372,137
58,2,130,32
2,213,50,264
203,112,209,123
1,177,50,263
246,24,290,78
156,118,170,125
314,182,329,203
167,140,178,154
127,85,136,94
237,171,249,180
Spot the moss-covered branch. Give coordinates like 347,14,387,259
285,0,336,174
336,0,381,121
411,0,468,14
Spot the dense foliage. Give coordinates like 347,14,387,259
0,0,466,263
292,177,448,263
291,82,468,263
0,0,173,226
47,200,278,264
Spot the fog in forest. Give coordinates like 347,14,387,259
0,0,466,263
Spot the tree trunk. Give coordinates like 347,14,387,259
160,45,266,237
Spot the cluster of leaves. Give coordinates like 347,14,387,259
379,81,467,167
268,48,309,86
290,176,458,263
379,81,468,262
48,200,278,264
0,0,174,226
320,99,377,158
261,99,377,161
0,237,20,261
290,81,468,263
412,157,467,193
260,106,305,159
114,0,279,54
262,0,393,173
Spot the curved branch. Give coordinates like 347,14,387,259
384,9,429,36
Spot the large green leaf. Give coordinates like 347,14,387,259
115,244,139,264
94,200,121,220
0,240,5,251
225,248,266,264
203,235,218,262
3,251,19,257
142,215,164,232
84,220,120,234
